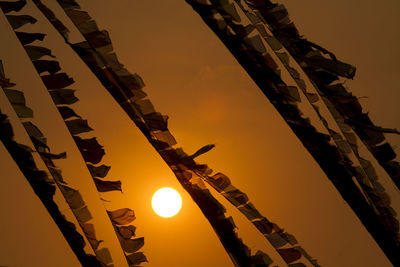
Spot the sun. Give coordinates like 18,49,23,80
152,187,182,218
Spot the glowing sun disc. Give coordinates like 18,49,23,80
152,187,182,218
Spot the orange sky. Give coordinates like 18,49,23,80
0,0,399,266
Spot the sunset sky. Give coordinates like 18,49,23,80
0,0,399,266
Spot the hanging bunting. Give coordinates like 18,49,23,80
240,0,400,191
32,0,273,264
1,2,145,265
185,0,400,265
0,61,102,266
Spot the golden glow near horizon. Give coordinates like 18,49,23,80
152,187,182,218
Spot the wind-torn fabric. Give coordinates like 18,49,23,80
5,14,37,29
73,136,105,164
229,0,400,258
31,0,69,40
96,248,113,265
0,61,102,266
185,0,400,265
251,250,273,266
119,237,144,253
87,163,111,178
33,0,271,264
47,166,66,184
74,205,92,223
40,151,67,160
3,88,33,118
126,252,148,266
189,144,215,159
57,106,81,120
205,168,319,265
81,223,103,250
0,92,109,265
238,0,400,192
0,0,25,13
143,112,168,131
24,45,54,60
15,31,46,45
108,208,136,225
60,185,85,209
94,178,122,192
117,225,137,239
41,73,75,89
33,59,61,74
49,89,79,105
65,118,93,135
2,2,144,264
22,121,47,145
277,248,302,264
